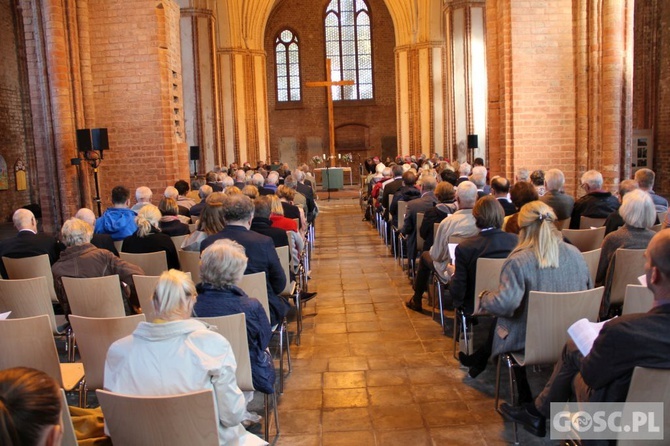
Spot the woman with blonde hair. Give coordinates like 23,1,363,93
480,200,591,403
104,270,267,446
158,197,190,236
121,204,180,269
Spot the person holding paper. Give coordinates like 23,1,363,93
480,201,591,404
500,230,670,438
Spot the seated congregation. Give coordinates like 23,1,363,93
0,162,318,445
365,156,670,441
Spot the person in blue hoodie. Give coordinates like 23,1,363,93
94,186,138,241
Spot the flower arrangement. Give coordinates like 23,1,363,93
342,153,353,163
311,155,323,166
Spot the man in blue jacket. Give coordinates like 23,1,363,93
94,186,137,241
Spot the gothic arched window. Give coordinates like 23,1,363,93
325,0,373,101
275,29,301,102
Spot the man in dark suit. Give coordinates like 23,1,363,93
381,164,404,221
491,176,516,216
205,171,223,192
540,168,574,222
74,208,118,256
189,184,212,217
293,169,317,223
200,194,288,326
0,208,61,278
401,173,438,261
500,230,670,438
233,169,247,190
569,169,619,229
250,196,289,249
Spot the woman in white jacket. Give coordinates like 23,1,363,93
104,269,266,446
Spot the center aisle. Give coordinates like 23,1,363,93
274,200,549,446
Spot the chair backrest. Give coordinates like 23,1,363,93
113,240,123,253
2,254,58,303
561,227,606,252
396,200,408,231
188,223,197,233
170,235,188,251
0,315,64,386
133,275,160,321
69,314,145,391
60,389,78,446
448,235,469,245
120,251,168,277
650,223,663,233
416,212,425,252
0,277,61,334
238,272,270,322
579,216,606,229
622,284,655,315
581,248,601,285
609,248,646,306
523,287,604,365
657,211,667,226
196,313,254,391
190,215,199,224
275,245,293,296
473,257,508,315
617,367,670,446
554,218,570,231
177,250,201,284
96,389,219,446
62,275,126,317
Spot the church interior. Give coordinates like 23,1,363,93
1,0,670,445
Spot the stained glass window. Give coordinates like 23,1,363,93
325,0,373,101
275,29,301,102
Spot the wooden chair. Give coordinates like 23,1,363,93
651,223,663,233
190,215,199,224
0,277,74,361
60,389,78,446
622,285,654,315
196,313,279,442
618,367,670,446
178,250,201,284
392,200,408,264
452,257,507,359
581,248,601,285
113,240,123,253
658,211,667,227
134,273,191,321
609,248,646,307
62,275,126,318
277,245,301,347
409,212,425,283
580,216,606,229
561,226,606,252
97,389,220,446
238,271,291,395
188,223,197,233
494,287,604,443
69,314,145,404
120,251,168,276
0,315,85,406
170,235,188,251
2,254,58,302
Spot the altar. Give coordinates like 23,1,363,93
313,167,353,190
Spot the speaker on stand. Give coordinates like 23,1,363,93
190,146,200,177
467,134,478,165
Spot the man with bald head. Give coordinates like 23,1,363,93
0,208,61,278
75,208,118,255
501,230,670,438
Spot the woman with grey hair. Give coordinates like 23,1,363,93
52,217,143,315
596,189,657,318
193,239,275,396
104,269,267,446
121,204,180,269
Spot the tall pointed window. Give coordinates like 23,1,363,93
325,0,373,101
275,29,301,102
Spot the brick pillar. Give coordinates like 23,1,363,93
179,3,221,174
217,48,270,166
444,0,487,163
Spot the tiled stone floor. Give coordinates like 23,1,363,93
274,200,555,446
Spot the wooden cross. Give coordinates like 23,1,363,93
305,59,354,166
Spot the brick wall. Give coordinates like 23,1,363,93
86,0,189,209
653,0,670,197
264,0,396,177
0,0,34,223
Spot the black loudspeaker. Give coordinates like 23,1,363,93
76,129,92,152
467,134,478,149
91,128,109,151
190,146,200,161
